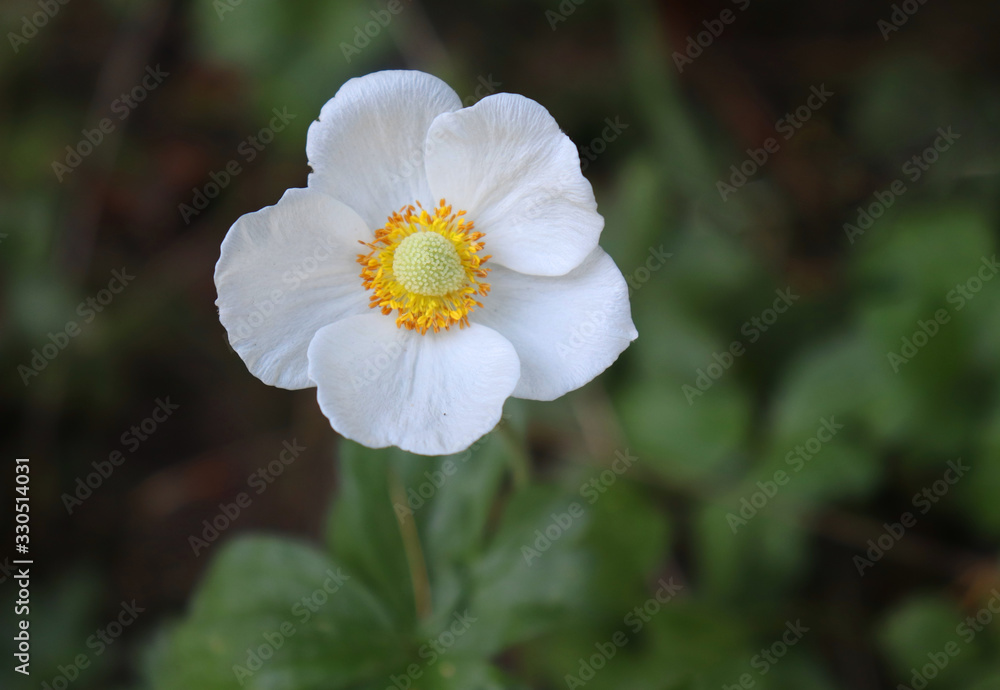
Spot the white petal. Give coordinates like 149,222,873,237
215,188,371,390
307,314,520,456
424,93,603,276
306,70,462,229
470,249,637,401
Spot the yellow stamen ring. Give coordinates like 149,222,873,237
357,199,491,334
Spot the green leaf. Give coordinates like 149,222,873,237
0,567,107,690
152,429,597,688
410,429,510,567
581,480,671,615
607,599,754,689
619,378,750,484
328,429,510,631
696,499,808,599
958,399,1000,537
769,332,907,446
408,431,512,637
855,204,993,306
878,595,976,684
847,56,961,158
384,657,519,690
149,537,403,690
327,443,416,628
461,485,591,656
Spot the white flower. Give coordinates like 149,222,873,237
214,70,637,455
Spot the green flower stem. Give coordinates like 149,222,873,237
389,470,432,620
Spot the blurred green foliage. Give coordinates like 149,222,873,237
3,0,1000,688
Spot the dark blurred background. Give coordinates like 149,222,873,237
2,0,1000,688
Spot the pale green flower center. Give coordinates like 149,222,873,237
392,231,466,297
